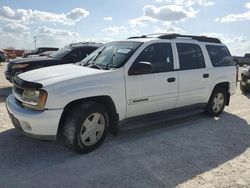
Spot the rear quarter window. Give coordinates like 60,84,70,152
206,45,235,67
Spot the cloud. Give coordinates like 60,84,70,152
129,1,200,28
104,17,113,21
143,4,196,22
155,0,215,7
129,16,157,27
215,2,250,23
35,26,78,47
0,6,89,25
2,22,30,35
66,8,89,21
102,26,128,36
153,25,185,33
246,2,250,9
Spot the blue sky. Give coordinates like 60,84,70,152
0,0,249,55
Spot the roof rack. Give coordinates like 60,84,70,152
128,33,222,44
158,34,221,43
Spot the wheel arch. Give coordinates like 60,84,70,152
57,95,119,137
213,82,230,106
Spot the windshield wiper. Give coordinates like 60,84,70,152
84,47,106,67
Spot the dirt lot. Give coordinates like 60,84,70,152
0,63,250,188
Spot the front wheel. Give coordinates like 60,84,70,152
62,102,109,154
205,87,226,117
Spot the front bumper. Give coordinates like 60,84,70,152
6,94,63,140
4,71,13,82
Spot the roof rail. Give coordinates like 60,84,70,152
127,33,165,39
158,34,221,43
128,33,222,44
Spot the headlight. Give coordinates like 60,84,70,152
12,64,29,69
21,89,47,110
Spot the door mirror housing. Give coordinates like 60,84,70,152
128,61,153,75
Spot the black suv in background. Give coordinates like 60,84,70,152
5,42,103,82
23,47,59,58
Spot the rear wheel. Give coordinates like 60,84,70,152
205,87,226,117
62,101,109,154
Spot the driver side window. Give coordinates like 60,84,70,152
134,43,174,73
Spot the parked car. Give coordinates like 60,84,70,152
28,51,57,58
233,53,250,66
0,51,6,62
240,66,250,92
5,42,103,82
6,34,237,153
23,47,59,58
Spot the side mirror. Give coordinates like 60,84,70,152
128,61,153,75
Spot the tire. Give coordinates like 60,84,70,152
62,101,109,154
205,87,227,117
240,81,250,93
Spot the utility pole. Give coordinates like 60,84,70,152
74,24,77,43
34,35,37,49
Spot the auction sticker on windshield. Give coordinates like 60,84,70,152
117,49,131,54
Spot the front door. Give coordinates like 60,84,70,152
125,42,179,118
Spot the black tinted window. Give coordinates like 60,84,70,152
206,45,234,67
135,43,174,73
177,43,205,70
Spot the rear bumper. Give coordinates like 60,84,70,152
6,94,63,140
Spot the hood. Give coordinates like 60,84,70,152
9,56,57,64
18,64,105,87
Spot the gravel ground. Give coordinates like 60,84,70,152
0,63,250,188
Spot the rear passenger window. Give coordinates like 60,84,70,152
177,43,205,70
135,43,174,73
206,45,234,67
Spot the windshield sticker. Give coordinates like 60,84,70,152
117,49,131,54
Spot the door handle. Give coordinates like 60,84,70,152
203,74,209,78
167,77,176,83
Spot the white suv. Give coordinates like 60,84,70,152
6,34,237,153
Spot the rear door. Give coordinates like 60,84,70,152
175,42,211,107
125,42,179,117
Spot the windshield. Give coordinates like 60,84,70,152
49,47,71,59
78,41,142,69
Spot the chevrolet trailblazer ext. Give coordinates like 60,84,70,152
6,34,237,153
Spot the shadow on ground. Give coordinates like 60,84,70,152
0,87,12,103
0,112,250,188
